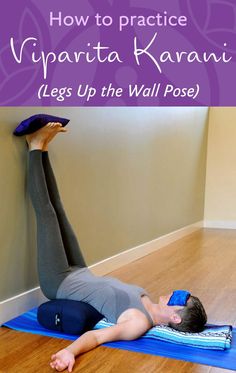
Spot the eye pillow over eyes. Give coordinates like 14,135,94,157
167,290,191,306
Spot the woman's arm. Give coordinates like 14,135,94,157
50,310,150,372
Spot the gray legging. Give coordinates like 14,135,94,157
28,150,86,299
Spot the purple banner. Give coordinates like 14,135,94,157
0,0,236,106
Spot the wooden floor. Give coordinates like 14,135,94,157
1,228,236,372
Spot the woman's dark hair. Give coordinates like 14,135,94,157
168,296,207,333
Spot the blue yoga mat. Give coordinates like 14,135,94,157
2,308,236,371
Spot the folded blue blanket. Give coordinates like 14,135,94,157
95,319,232,350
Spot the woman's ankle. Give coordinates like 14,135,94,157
28,140,44,151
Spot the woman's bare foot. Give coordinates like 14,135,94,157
42,122,67,151
26,122,67,151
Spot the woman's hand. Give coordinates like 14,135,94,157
50,348,75,372
49,310,150,372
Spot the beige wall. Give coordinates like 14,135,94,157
0,107,208,301
204,107,236,223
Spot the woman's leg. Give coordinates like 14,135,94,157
42,151,86,268
28,127,72,299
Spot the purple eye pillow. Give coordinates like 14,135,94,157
13,114,70,136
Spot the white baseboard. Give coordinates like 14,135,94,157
90,221,203,275
0,287,47,326
204,220,236,229
0,221,203,325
